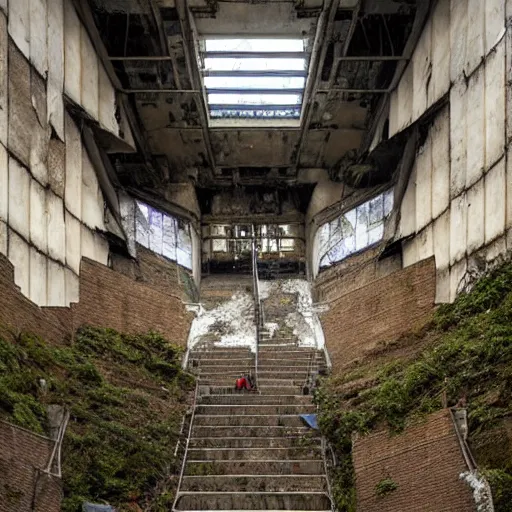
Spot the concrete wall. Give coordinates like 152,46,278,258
352,410,474,512
0,1,134,307
390,0,512,302
0,420,61,512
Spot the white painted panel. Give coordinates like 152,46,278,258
450,193,467,265
485,39,506,169
0,220,6,255
0,143,7,221
507,147,512,230
450,0,467,82
81,224,96,261
435,268,450,304
65,211,81,274
466,67,485,188
485,0,505,54
47,191,66,264
431,109,450,219
450,79,467,198
64,113,82,219
412,16,432,122
389,90,399,138
433,210,450,270
65,267,79,304
8,158,30,240
30,123,50,187
94,232,109,265
47,0,64,140
9,229,30,296
396,62,414,134
484,235,506,262
80,26,99,120
64,0,81,103
417,225,434,261
8,0,30,59
465,0,485,76
99,64,118,134
402,237,418,268
431,0,451,104
415,141,432,231
81,148,105,230
450,258,467,302
30,0,48,76
0,0,6,14
399,165,416,237
466,178,485,253
29,248,47,306
29,178,48,252
485,158,506,243
0,12,7,147
47,259,66,306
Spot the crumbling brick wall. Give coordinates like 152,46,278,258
0,421,61,512
0,254,193,347
352,410,475,512
319,257,436,370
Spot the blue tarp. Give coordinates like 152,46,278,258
83,504,116,512
300,413,319,429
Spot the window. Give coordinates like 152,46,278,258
317,189,394,269
135,201,193,270
199,38,308,122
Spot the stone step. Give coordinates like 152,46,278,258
197,395,313,406
257,386,306,395
180,475,327,492
191,425,314,438
187,447,322,461
190,350,254,359
198,378,305,387
193,415,307,428
195,404,316,416
174,491,331,510
256,359,320,366
184,459,325,476
190,358,254,367
189,436,320,449
258,349,322,357
258,346,317,352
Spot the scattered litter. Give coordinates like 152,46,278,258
300,414,319,429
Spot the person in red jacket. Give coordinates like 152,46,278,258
235,374,254,391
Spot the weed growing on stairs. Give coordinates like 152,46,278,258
0,326,195,512
375,478,398,498
316,261,512,511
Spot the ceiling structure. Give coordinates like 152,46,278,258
85,0,429,219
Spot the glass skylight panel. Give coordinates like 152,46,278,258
200,37,308,121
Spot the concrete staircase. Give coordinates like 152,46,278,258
174,329,331,511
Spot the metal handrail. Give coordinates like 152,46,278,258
251,234,260,390
172,381,199,512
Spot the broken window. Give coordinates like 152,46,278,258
199,38,308,122
317,189,394,269
135,201,193,270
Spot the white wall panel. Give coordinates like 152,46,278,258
433,210,450,270
81,148,105,230
485,158,506,243
0,143,7,221
450,0,467,82
417,225,434,261
99,64,118,134
399,166,416,237
465,0,485,76
65,267,79,304
412,16,432,123
436,268,450,304
64,1,81,103
47,190,66,264
30,0,48,77
466,178,485,253
431,0,451,104
47,0,64,140
415,142,432,231
402,237,419,268
485,39,506,169
8,0,30,59
0,220,6,255
431,109,450,219
466,68,485,188
450,193,467,265
9,229,30,296
450,80,467,198
450,258,467,302
29,247,47,306
80,27,99,120
47,259,66,306
30,178,48,252
507,147,512,230
0,12,7,147
485,0,506,54
8,158,30,240
65,211,81,274
64,113,82,219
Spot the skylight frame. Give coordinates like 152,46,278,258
199,36,309,125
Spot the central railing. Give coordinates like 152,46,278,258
251,228,264,390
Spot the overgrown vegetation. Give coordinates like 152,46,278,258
0,326,194,512
316,261,512,511
375,478,398,497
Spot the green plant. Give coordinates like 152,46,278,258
375,478,398,497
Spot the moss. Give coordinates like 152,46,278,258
0,326,194,512
316,260,512,511
375,478,398,498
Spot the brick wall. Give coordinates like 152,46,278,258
320,257,436,370
0,421,61,512
352,410,475,512
0,254,193,347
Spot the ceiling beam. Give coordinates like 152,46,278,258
204,51,306,59
204,70,308,78
205,88,304,95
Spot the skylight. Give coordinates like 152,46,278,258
199,38,308,122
